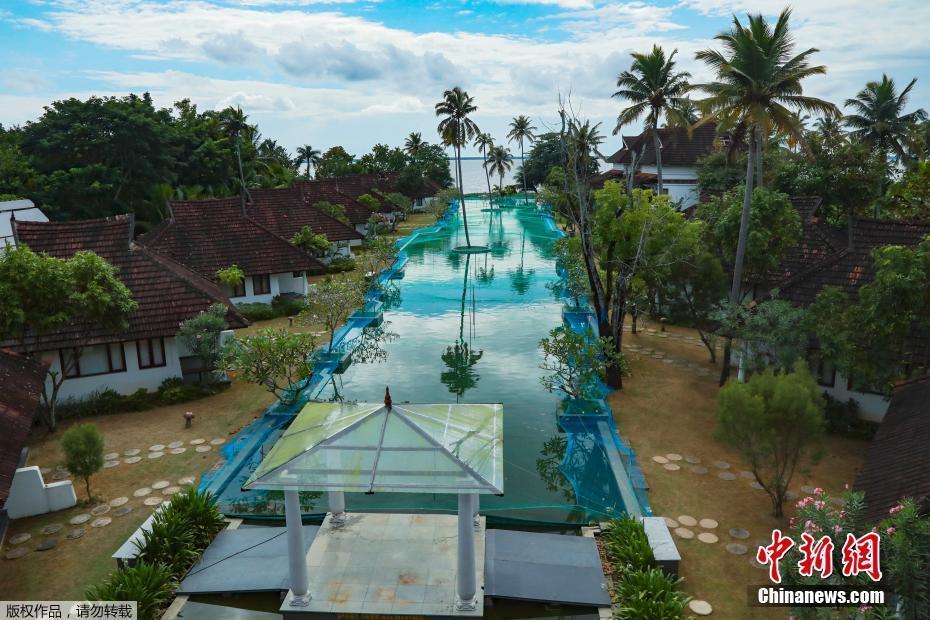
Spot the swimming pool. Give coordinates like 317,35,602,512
205,198,648,525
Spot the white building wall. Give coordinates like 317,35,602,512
611,163,700,210
5,466,76,519
822,371,891,423
276,271,309,296
226,272,294,304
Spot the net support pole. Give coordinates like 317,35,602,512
472,492,480,529
456,493,478,610
284,490,311,606
328,490,346,529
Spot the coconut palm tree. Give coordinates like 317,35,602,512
507,115,537,203
486,145,513,204
296,145,320,178
665,98,699,126
435,87,481,247
844,75,927,168
219,106,251,200
473,133,495,199
612,45,692,197
404,132,425,158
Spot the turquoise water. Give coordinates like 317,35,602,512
212,198,634,525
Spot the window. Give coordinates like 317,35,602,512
60,343,126,378
292,271,304,278
253,274,271,295
231,279,246,298
137,338,166,369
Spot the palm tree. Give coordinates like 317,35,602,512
507,115,537,203
404,132,425,158
844,75,928,169
486,145,513,204
435,87,480,247
612,45,692,197
665,98,699,126
296,145,320,178
219,106,251,200
694,7,838,384
473,133,495,199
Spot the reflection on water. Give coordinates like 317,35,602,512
440,253,484,400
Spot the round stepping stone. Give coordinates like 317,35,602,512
652,455,669,464
663,517,679,529
689,600,713,616
162,486,181,496
36,538,58,551
800,485,818,495
169,447,186,455
103,460,120,469
104,452,119,461
729,528,750,540
151,480,170,490
178,476,196,485
697,532,719,544
69,514,90,525
8,532,31,545
168,441,184,449
718,472,736,481
684,455,701,464
113,506,133,517
148,444,166,452
90,504,110,516
699,518,718,529
144,496,164,506
750,481,764,490
109,497,129,507
195,445,211,453
41,523,63,535
674,527,695,540
189,438,205,445
726,543,748,555
124,448,140,456
123,456,141,464
147,452,164,459
5,547,28,559
91,517,111,528
662,358,674,364
785,491,798,501
210,438,226,445
713,461,731,470
663,463,681,471
52,470,70,480
678,515,697,527
691,466,708,475
66,528,85,540
666,453,683,461
739,470,755,479
133,487,151,497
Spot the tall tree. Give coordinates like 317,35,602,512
486,145,513,203
694,7,838,383
219,106,250,202
403,132,424,158
473,132,495,199
613,45,692,198
435,87,480,247
507,115,537,203
295,144,321,178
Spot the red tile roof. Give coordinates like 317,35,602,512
854,376,930,522
293,172,445,223
142,197,325,278
293,180,375,226
12,215,248,351
245,187,362,243
607,123,721,168
0,350,46,505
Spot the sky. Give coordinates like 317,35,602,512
1,0,929,158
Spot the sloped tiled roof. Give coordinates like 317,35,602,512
142,198,324,278
0,350,46,505
293,180,375,226
606,123,721,167
245,187,362,243
854,376,930,522
11,215,247,351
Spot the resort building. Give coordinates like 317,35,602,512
0,199,47,248
294,179,379,236
10,215,248,401
141,197,324,304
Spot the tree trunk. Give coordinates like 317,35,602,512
605,282,627,390
698,331,717,363
755,126,764,188
653,128,663,197
520,141,527,204
631,311,638,334
483,147,493,200
84,476,92,501
456,144,471,247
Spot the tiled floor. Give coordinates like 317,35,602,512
282,512,485,617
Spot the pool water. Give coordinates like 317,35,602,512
212,198,636,525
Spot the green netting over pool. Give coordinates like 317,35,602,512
203,198,649,525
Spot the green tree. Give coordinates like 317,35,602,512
403,132,424,157
549,237,589,308
358,143,408,174
357,193,381,212
61,423,105,501
715,361,824,517
315,146,364,179
715,298,808,374
290,226,332,257
312,200,350,225
435,87,480,247
177,303,228,382
881,159,930,220
659,251,727,362
473,132,495,198
220,328,317,404
507,115,537,202
409,142,453,187
295,145,321,178
361,236,397,279
539,326,626,399
215,264,245,288
612,45,692,196
486,145,514,204
302,275,365,351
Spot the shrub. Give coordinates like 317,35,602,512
326,256,357,274
215,264,244,287
133,510,199,576
602,516,655,573
236,302,277,322
61,423,104,501
85,563,176,620
613,567,689,620
45,379,214,422
177,303,228,381
271,294,307,317
162,487,227,541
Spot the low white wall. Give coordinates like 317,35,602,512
5,466,76,519
227,271,301,304
276,272,308,296
823,372,891,422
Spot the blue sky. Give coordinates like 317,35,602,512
2,0,929,158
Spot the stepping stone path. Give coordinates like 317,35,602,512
169,448,186,455
674,528,694,540
69,514,90,525
8,533,31,545
691,466,708,475
801,485,818,495
697,532,719,544
677,515,697,527
148,444,166,452
666,453,683,461
726,543,748,555
36,539,58,551
652,456,669,464
109,497,129,507
124,449,140,456
689,600,713,616
103,460,120,469
144,497,165,506
195,445,211,453
162,486,181,496
750,481,764,490
151,480,170,490
90,504,110,517
113,506,133,517
663,517,679,529
189,438,205,445
729,528,750,540
5,547,28,560
739,470,755,479
718,472,736,481
91,517,112,528
133,487,151,497
41,523,63,535
663,463,681,471
147,452,164,459
178,477,196,486
65,528,85,540
168,441,184,449
124,456,141,464
699,519,718,529
210,438,226,445
684,456,701,464
104,452,120,461
713,461,731,470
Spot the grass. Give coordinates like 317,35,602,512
609,320,866,619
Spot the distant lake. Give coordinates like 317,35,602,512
450,157,523,194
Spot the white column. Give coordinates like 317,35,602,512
284,490,311,606
456,493,478,610
328,490,346,528
472,493,480,529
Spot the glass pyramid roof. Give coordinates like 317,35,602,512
243,402,503,494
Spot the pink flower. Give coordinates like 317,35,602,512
813,487,824,495
887,527,896,535
834,525,842,533
859,605,872,613
890,504,904,515
814,500,826,510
